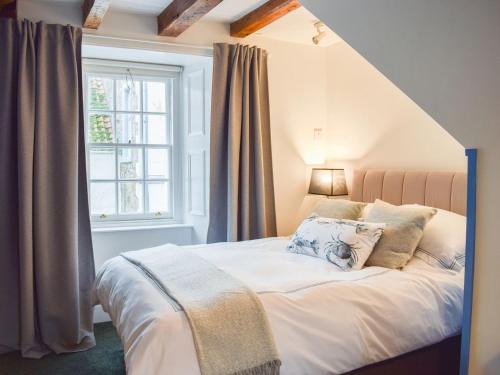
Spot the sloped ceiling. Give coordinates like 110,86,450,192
301,0,500,148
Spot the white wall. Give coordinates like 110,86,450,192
19,0,326,238
291,40,467,230
324,40,467,195
18,0,330,238
18,1,466,239
18,1,467,237
302,1,500,373
245,37,329,236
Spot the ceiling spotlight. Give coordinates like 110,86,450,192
312,21,326,45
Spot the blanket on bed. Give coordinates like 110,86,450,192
121,245,281,375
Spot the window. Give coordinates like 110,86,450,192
83,59,181,224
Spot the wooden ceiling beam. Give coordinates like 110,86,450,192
82,0,110,29
158,0,224,37
230,0,301,38
0,0,17,19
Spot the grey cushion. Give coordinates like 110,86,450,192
365,199,437,269
312,199,366,220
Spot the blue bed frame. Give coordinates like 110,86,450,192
460,148,477,375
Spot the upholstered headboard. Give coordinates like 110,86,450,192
351,170,467,215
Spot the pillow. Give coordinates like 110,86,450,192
364,199,437,269
286,215,385,271
359,203,374,220
414,208,466,271
312,199,366,220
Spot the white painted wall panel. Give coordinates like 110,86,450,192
183,62,212,244
187,70,205,136
187,151,206,216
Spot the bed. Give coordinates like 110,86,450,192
93,169,466,375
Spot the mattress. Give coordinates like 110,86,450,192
93,237,463,375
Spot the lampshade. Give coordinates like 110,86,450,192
308,168,348,196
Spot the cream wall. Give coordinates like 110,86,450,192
298,40,466,229
248,38,328,236
325,42,466,171
18,0,466,238
302,1,500,373
19,0,467,257
17,1,328,237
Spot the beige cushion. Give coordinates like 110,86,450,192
365,199,437,269
312,199,366,220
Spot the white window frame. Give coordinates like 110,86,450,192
83,58,183,227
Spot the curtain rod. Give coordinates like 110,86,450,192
82,34,273,59
82,33,214,57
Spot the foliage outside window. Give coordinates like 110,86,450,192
89,79,113,143
85,66,176,223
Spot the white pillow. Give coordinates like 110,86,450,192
286,215,385,271
359,203,374,220
414,208,466,271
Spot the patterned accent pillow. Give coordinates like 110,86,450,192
286,215,385,271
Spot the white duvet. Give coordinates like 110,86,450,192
93,237,463,375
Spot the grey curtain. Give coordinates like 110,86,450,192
0,19,95,358
207,43,277,243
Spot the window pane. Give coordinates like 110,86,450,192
116,79,140,112
119,182,143,214
143,81,166,112
90,182,116,215
144,115,168,144
88,113,114,143
88,77,113,111
89,148,115,179
147,148,169,179
118,148,143,179
116,113,141,144
147,182,169,213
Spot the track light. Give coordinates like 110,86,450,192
312,21,326,45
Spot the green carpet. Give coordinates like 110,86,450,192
0,322,125,375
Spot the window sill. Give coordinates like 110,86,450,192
91,223,193,233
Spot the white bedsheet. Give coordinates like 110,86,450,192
93,237,463,375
